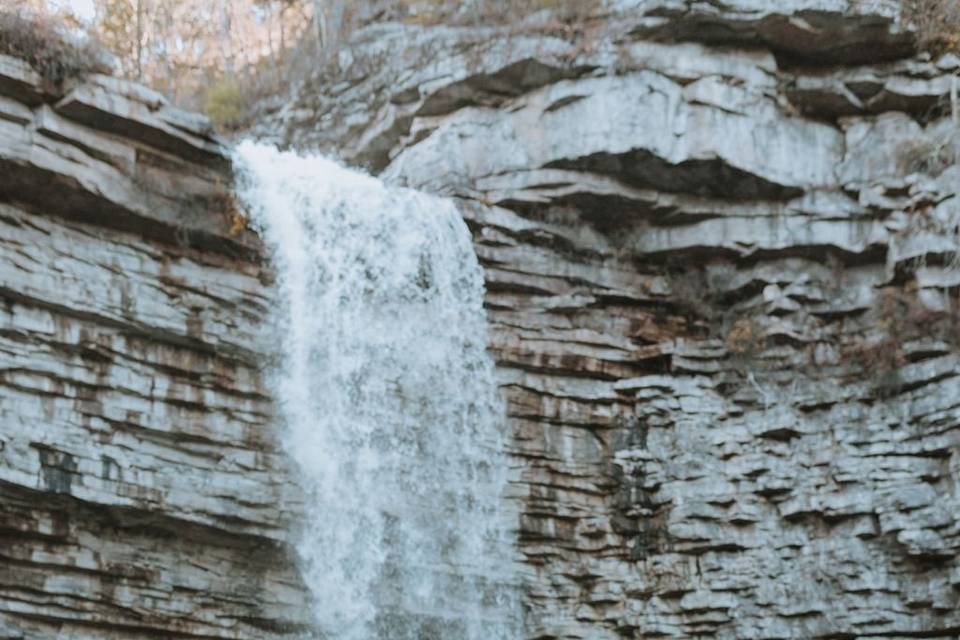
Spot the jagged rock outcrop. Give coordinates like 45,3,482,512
4,0,960,638
0,56,311,638
265,1,960,637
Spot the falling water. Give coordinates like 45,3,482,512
233,142,522,639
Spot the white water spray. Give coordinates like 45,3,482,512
234,142,522,639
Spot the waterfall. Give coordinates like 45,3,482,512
233,142,522,639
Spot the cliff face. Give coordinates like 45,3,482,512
0,57,311,638
266,1,960,637
3,1,960,639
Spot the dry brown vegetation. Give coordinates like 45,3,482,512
0,10,109,85
897,134,960,175
902,0,960,55
1,0,602,130
842,283,960,395
209,0,603,130
399,0,601,26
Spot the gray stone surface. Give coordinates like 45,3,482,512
0,58,311,638
4,0,960,637
267,1,960,637
0,55,254,259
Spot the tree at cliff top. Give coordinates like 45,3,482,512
2,0,600,128
91,0,314,108
0,0,314,111
0,3,110,84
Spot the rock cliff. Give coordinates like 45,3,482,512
0,56,311,638
265,1,960,637
3,0,960,638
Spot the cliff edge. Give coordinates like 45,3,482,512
265,1,960,637
0,54,311,639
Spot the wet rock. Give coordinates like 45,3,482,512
0,59,309,638
263,0,960,637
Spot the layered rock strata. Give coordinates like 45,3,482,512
0,56,311,639
4,0,960,637
266,1,960,637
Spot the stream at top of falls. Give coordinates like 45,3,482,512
233,142,523,640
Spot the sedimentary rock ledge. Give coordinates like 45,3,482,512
265,1,960,637
2,0,960,636
0,56,311,639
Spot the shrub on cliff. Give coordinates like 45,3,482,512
393,0,601,27
902,0,960,55
0,9,110,86
205,76,248,131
